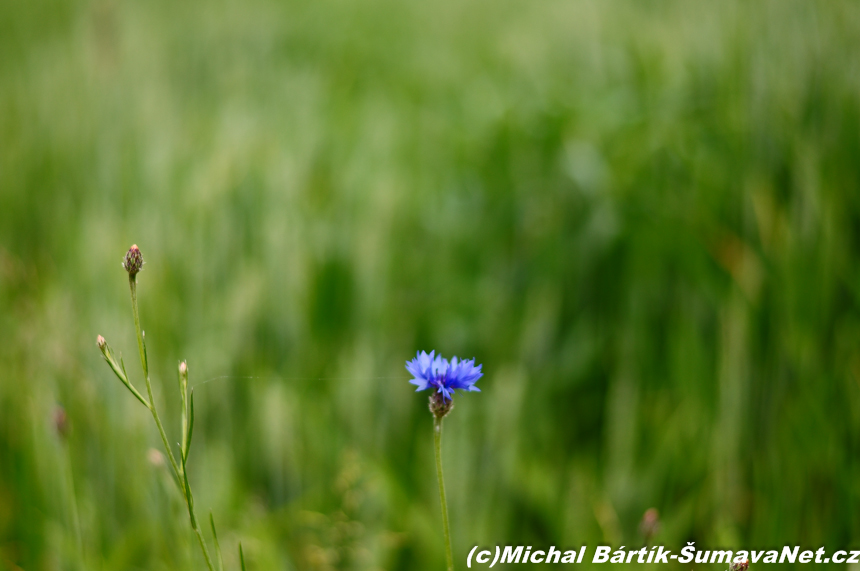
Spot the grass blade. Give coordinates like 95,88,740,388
210,511,224,571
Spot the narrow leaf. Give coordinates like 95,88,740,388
142,332,149,373
182,457,195,527
184,389,195,463
102,350,149,408
239,543,247,571
210,511,224,571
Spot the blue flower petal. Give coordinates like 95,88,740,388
406,350,483,400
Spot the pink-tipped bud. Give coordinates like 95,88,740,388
179,361,188,397
97,335,107,351
123,244,144,276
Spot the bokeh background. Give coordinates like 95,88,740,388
3,0,860,569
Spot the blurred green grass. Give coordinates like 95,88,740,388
3,0,860,568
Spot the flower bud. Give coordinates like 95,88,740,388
179,360,188,396
730,561,749,571
123,244,144,276
97,335,106,351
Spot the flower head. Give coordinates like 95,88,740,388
406,350,482,402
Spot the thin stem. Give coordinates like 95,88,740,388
433,416,454,571
130,275,148,380
194,526,215,571
129,275,183,492
185,486,215,571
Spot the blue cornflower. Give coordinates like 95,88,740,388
406,350,483,402
409,351,481,566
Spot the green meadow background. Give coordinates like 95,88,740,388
3,0,860,568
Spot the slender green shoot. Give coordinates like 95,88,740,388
98,245,243,570
99,247,220,569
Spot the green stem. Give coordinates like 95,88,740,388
186,485,215,571
434,416,454,571
130,275,148,380
129,275,214,571
129,275,183,492
194,526,215,571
